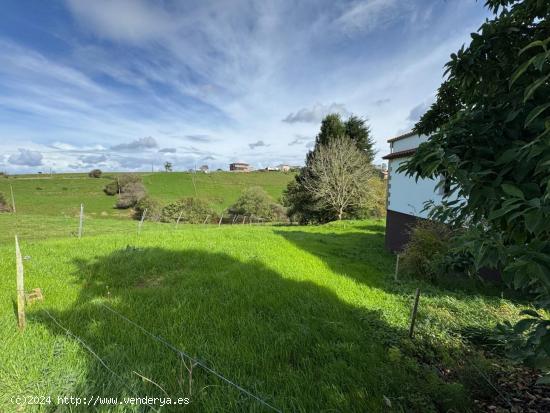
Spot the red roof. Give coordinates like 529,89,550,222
387,131,415,143
382,148,417,160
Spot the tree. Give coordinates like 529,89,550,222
88,169,102,178
284,113,379,223
164,161,173,172
228,186,287,221
345,115,376,163
303,136,375,220
399,0,550,377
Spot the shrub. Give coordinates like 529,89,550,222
134,196,162,221
354,176,387,219
115,182,146,209
161,198,216,224
0,192,12,212
229,186,287,221
400,220,452,281
88,169,102,178
104,174,142,196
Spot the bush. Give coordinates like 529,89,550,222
0,192,12,212
161,198,216,224
229,186,287,221
134,196,162,221
115,182,146,209
104,174,142,196
355,176,387,219
400,220,453,281
88,169,102,178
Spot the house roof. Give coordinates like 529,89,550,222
387,131,415,143
382,148,417,160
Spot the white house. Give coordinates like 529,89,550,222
382,131,447,252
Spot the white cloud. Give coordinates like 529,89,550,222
65,0,175,43
283,103,351,124
8,149,43,166
159,147,177,153
249,140,269,149
337,0,407,34
111,137,158,151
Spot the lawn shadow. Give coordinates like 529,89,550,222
35,246,472,412
274,227,527,304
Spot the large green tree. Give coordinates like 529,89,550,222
284,113,378,223
400,0,550,376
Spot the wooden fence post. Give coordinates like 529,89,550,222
242,216,246,224
78,204,84,239
15,235,26,330
394,254,400,281
138,208,147,234
10,184,16,213
203,215,210,225
218,214,223,226
175,211,183,228
408,288,421,338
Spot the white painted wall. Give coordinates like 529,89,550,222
387,156,443,218
392,134,427,152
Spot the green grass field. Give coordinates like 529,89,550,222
0,171,295,218
0,209,525,412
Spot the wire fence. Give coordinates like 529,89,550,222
36,304,281,412
0,208,292,244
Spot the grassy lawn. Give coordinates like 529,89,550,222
0,218,525,412
0,171,295,218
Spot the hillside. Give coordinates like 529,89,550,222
0,220,524,412
0,171,295,218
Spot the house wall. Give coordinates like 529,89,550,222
392,134,427,152
387,156,443,219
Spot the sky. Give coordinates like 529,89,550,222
0,0,491,173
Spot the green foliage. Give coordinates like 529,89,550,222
161,197,216,223
0,192,11,212
400,220,453,281
356,177,387,219
399,0,550,373
133,196,162,222
104,174,143,196
345,115,376,163
115,182,147,209
88,169,102,178
228,186,287,221
284,114,380,224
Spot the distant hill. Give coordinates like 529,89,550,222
0,171,296,218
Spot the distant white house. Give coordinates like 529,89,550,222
382,132,448,252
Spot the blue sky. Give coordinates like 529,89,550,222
0,0,491,173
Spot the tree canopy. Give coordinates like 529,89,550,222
400,0,550,376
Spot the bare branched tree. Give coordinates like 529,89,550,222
303,135,375,220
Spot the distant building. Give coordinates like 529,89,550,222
278,164,291,172
199,165,209,173
229,162,250,172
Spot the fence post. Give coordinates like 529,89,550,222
394,254,400,281
218,214,223,226
175,211,183,229
138,208,147,234
15,235,25,330
203,215,210,225
408,288,421,338
78,204,84,239
242,216,246,224
10,184,16,213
